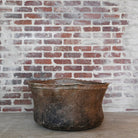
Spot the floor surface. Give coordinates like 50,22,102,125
0,112,138,138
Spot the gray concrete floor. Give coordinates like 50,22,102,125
0,113,138,138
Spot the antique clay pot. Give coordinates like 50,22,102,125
28,78,109,131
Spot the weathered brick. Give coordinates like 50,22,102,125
64,53,81,58
64,27,81,32
54,20,72,25
0,8,12,12
114,59,131,64
74,59,91,64
34,7,52,12
103,66,121,71
24,14,42,18
24,66,42,71
94,73,111,78
93,7,110,12
55,73,72,78
44,39,62,45
74,7,91,12
64,39,81,45
0,100,11,105
34,20,51,25
64,1,81,6
3,93,21,98
103,52,121,57
26,53,42,58
103,27,120,32
44,1,62,6
5,1,22,5
103,2,118,6
64,13,81,19
44,27,62,31
25,26,42,31
54,33,72,38
4,13,22,18
54,46,72,51
14,7,32,12
73,20,91,25
25,1,42,6
104,39,121,44
14,73,32,78
34,33,52,38
84,66,101,71
74,73,92,78
45,14,61,19
84,1,100,6
64,66,82,71
34,73,52,78
34,46,52,51
44,66,62,71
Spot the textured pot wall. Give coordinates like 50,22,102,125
0,0,138,112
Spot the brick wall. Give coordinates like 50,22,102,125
0,0,138,112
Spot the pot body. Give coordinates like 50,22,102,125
29,79,109,131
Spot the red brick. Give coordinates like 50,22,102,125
14,7,32,12
64,39,81,45
113,46,124,51
54,33,72,38
103,52,121,57
104,39,121,44
64,66,82,71
34,73,52,78
84,1,100,6
55,73,72,78
64,53,81,58
34,7,52,12
112,20,128,25
25,26,42,31
103,27,120,32
44,39,62,45
44,1,62,6
24,66,42,71
14,100,32,105
15,20,32,25
64,13,81,19
102,2,118,6
24,14,42,18
73,20,91,25
34,46,52,51
114,59,131,64
74,59,91,64
3,93,21,98
14,73,32,78
103,66,121,71
83,53,101,58
54,46,72,51
5,1,22,5
84,66,101,71
74,46,91,51
93,7,110,12
44,27,62,31
34,20,51,25
54,59,71,64
23,60,32,64
23,93,32,98
0,8,12,12
84,14,101,19
3,107,21,112
44,66,62,71
35,59,51,64
83,27,100,32
45,14,61,19
74,73,92,78
0,100,11,105
103,14,120,19
54,20,72,25
4,13,22,18
34,33,52,38
26,53,42,58
94,73,111,78
25,1,42,6
74,7,91,12
113,33,124,38
44,52,62,57
64,27,81,32
64,1,81,6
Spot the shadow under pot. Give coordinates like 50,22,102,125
28,78,109,131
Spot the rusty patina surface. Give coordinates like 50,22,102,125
29,79,109,131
